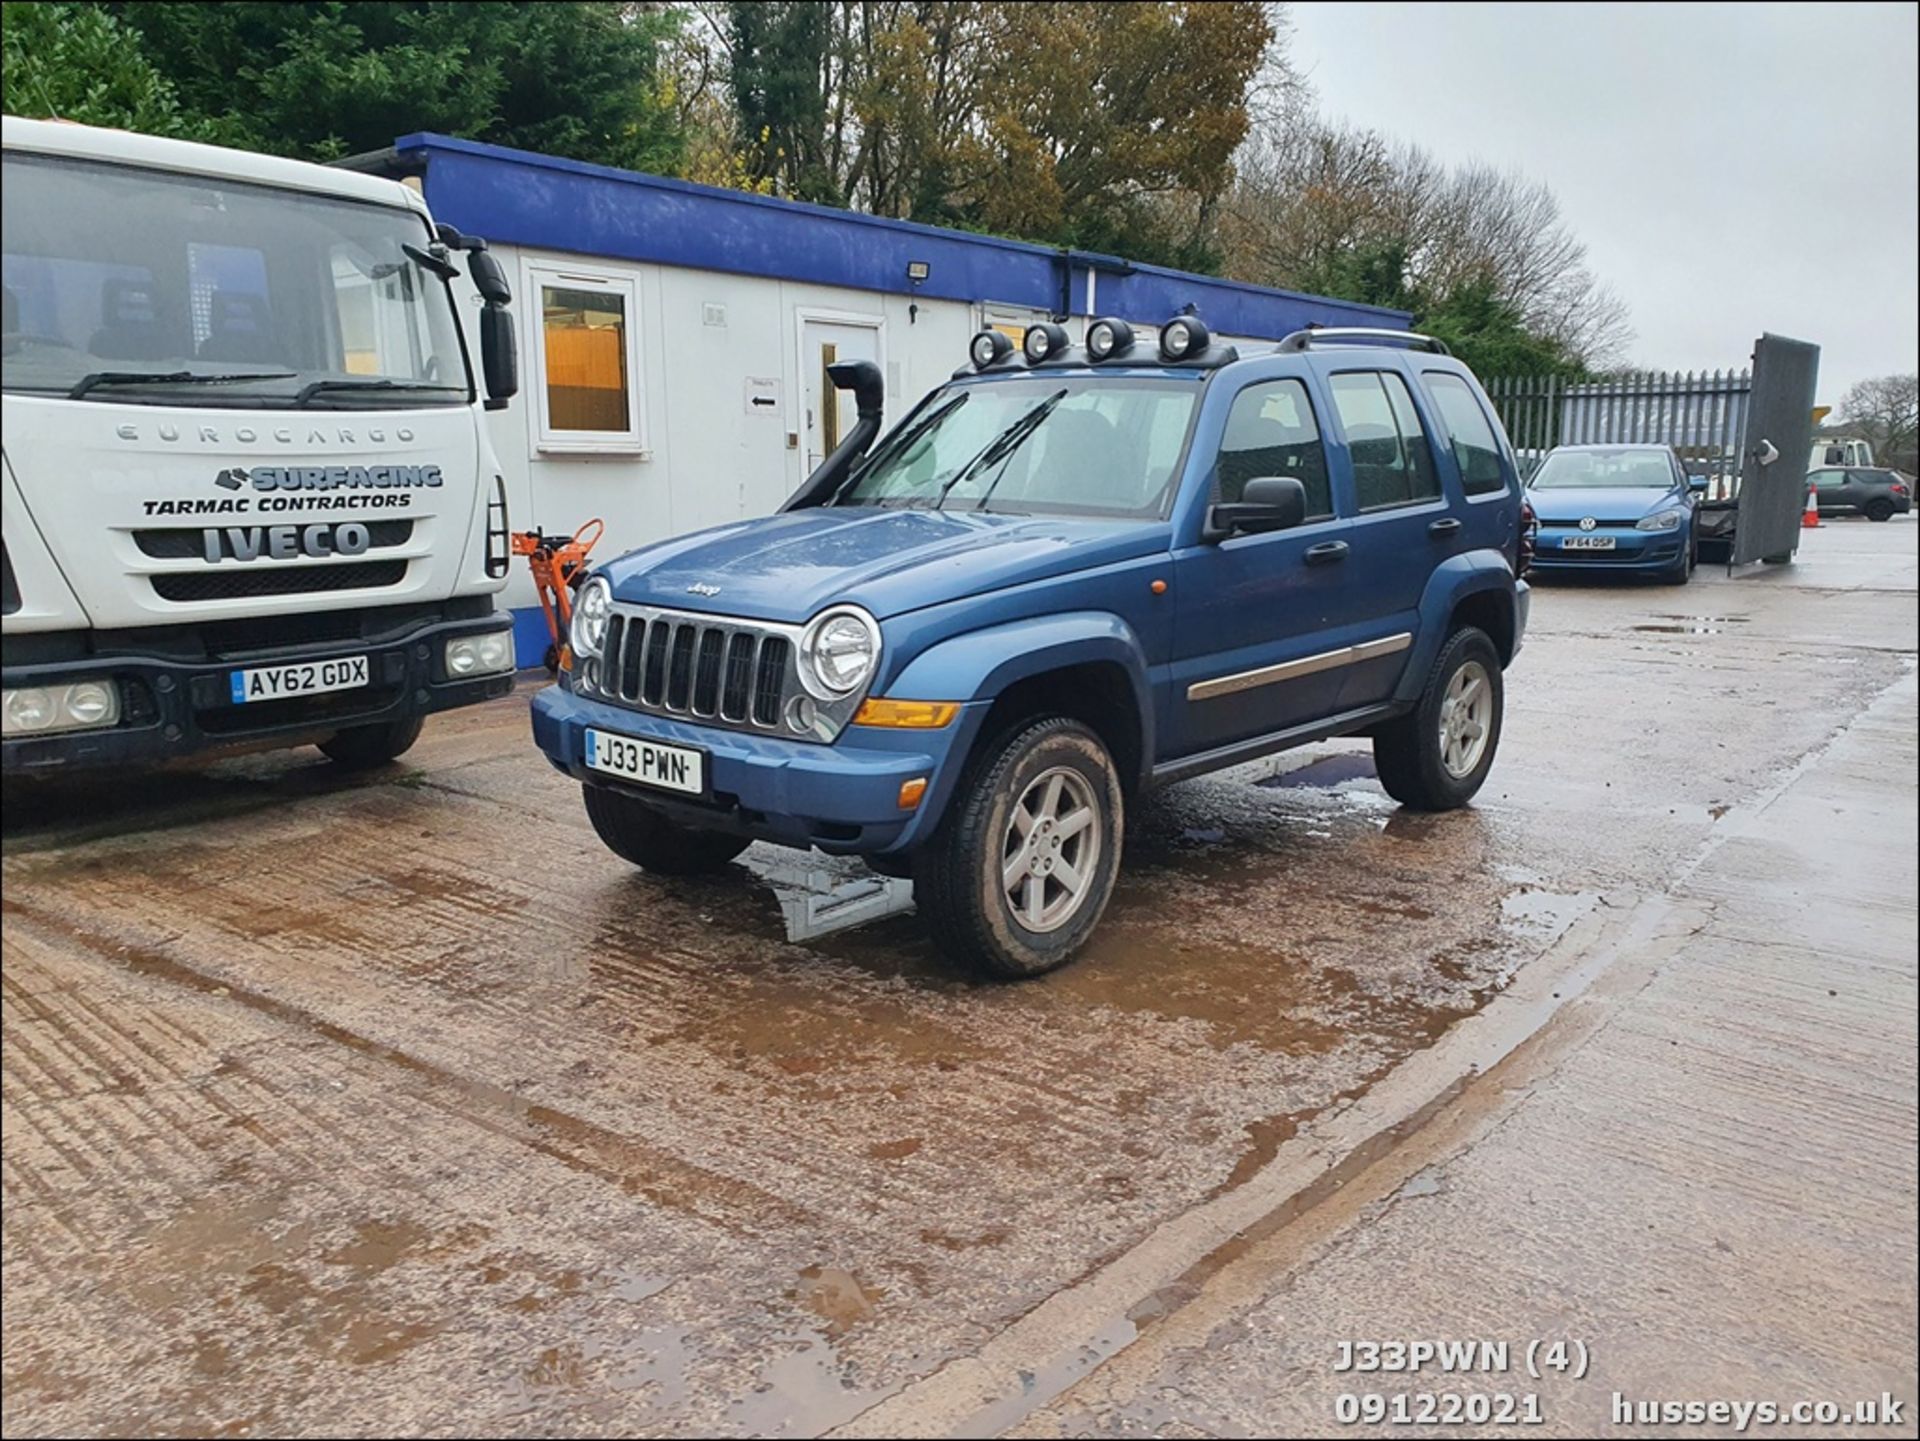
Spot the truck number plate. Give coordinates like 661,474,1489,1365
1561,535,1617,550
585,728,704,795
230,655,370,704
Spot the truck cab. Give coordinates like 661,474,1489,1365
2,116,520,773
532,319,1529,977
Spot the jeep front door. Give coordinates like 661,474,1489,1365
1167,376,1364,758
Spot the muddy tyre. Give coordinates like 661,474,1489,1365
319,715,424,769
1865,499,1895,523
583,784,751,875
1372,627,1503,812
913,717,1123,980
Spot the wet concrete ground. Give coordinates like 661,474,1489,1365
3,518,1915,1436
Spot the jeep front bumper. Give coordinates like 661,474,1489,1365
530,683,989,855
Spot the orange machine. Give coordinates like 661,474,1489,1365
512,518,604,672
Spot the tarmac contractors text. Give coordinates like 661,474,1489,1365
1611,1392,1906,1430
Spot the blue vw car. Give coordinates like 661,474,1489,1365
1526,444,1700,583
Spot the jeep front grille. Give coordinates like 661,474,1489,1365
585,602,862,743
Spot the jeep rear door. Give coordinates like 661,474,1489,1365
1315,364,1449,710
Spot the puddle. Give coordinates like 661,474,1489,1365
1499,886,1598,942
955,1315,1140,1438
1634,614,1752,636
790,1266,882,1339
1258,752,1378,789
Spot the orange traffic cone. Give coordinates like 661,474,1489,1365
1802,485,1821,529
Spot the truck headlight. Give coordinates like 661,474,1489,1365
1636,509,1685,532
3,681,121,736
570,576,612,660
801,605,881,696
444,630,516,677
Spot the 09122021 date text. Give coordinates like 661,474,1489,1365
1335,1392,1545,1426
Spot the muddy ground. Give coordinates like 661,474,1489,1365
3,519,1913,1437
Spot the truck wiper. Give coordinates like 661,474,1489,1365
935,390,1067,511
68,369,295,400
295,378,465,407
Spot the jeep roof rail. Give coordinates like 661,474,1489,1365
1274,327,1452,356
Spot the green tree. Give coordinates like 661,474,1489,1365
98,2,684,169
1,1,227,142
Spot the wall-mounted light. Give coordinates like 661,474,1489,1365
908,260,930,323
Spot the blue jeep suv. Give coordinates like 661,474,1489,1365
1526,443,1699,582
532,319,1530,978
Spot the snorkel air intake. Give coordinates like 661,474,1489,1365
781,360,885,511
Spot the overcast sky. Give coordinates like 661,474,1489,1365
1287,1,1919,404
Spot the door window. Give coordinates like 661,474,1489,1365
1420,372,1507,496
1215,378,1331,518
1329,371,1440,509
1811,469,1847,489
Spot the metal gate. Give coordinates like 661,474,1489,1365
1732,333,1822,566
1485,332,1820,566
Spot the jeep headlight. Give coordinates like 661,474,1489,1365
1636,509,1685,532
801,605,881,696
570,575,612,660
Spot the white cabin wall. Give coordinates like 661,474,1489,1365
473,245,1030,619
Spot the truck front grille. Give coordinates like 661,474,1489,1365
152,561,408,603
593,605,801,735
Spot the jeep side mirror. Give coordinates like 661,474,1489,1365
1207,476,1309,540
479,305,517,411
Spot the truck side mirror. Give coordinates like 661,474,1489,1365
480,305,517,411
467,247,512,307
1206,476,1308,540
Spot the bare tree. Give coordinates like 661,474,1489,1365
1221,109,1632,368
1837,374,1920,474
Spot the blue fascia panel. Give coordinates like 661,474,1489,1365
397,133,1409,338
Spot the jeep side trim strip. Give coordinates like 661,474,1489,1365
1187,632,1412,703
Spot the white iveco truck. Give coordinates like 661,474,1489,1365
2,116,523,773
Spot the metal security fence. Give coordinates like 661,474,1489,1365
1485,371,1753,495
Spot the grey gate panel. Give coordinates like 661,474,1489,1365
1732,333,1821,565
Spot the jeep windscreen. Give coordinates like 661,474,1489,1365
1530,449,1676,488
840,376,1202,518
1,151,470,408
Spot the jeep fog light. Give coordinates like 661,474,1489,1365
3,681,121,737
445,632,516,677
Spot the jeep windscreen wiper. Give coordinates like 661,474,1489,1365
935,390,1068,511
68,369,295,400
295,378,467,408
842,392,970,504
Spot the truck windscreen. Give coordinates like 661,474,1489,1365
1,152,470,408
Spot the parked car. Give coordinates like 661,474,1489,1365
1808,466,1912,522
532,321,1529,978
1524,443,1699,583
